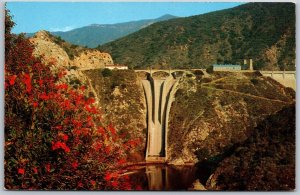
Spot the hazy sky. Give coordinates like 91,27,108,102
7,2,243,33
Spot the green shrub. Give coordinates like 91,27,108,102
250,78,259,85
206,65,214,74
70,79,81,86
186,73,193,78
193,70,204,76
101,68,112,77
68,66,79,71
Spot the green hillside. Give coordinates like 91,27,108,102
27,14,177,48
99,3,295,70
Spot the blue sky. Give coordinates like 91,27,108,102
7,2,243,34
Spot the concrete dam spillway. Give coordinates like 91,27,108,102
141,74,179,162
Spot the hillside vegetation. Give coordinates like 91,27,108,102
99,3,295,70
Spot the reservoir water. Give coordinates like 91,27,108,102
125,164,198,190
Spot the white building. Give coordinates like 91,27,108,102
213,64,241,71
105,64,128,70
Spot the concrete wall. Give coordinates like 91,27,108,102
141,74,178,161
260,71,296,90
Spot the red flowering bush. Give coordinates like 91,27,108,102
4,9,138,190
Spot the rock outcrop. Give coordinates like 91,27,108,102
30,31,70,69
73,50,113,70
30,30,113,70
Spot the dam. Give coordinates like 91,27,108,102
140,73,179,161
136,69,295,162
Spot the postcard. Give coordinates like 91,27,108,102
4,2,296,190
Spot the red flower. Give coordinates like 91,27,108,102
56,83,68,90
40,92,49,100
117,159,126,165
122,182,132,190
136,185,143,190
63,100,71,110
64,145,70,153
73,129,81,136
60,133,68,141
9,75,17,85
90,180,96,186
108,124,116,136
33,167,38,174
104,173,112,181
71,161,78,169
54,125,63,130
52,141,70,153
97,127,105,135
87,116,92,122
58,71,67,79
72,119,82,128
105,146,111,154
38,79,43,87
32,102,38,108
45,164,50,172
86,98,95,105
105,172,118,182
18,168,25,175
85,105,98,114
93,143,102,151
111,181,119,188
79,86,86,91
78,181,83,188
23,73,32,93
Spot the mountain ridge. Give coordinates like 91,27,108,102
26,14,178,48
99,2,295,70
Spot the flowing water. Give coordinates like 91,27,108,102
125,164,198,190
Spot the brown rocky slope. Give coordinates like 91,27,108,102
167,71,295,165
205,104,295,190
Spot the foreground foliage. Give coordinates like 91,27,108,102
5,9,140,190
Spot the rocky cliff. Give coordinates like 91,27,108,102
73,51,113,70
30,31,70,68
82,69,147,161
30,30,113,70
167,72,295,165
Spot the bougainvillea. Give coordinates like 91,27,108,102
4,9,140,190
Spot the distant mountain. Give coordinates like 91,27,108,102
99,3,295,71
27,14,177,48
